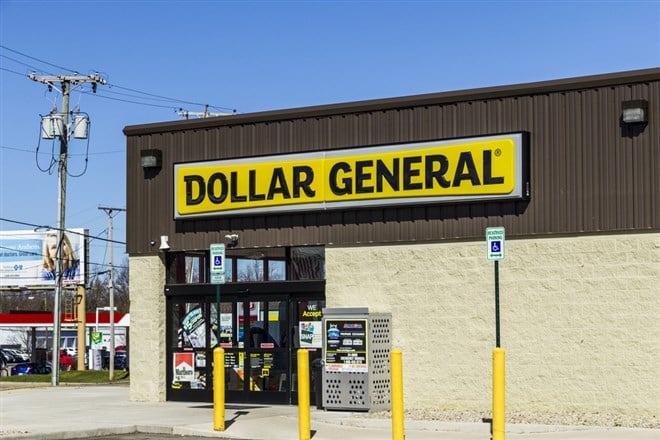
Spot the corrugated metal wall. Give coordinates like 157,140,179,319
125,70,660,254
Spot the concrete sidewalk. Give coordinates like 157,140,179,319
0,384,657,440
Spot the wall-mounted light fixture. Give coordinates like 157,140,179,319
140,149,162,168
621,100,648,124
159,235,170,251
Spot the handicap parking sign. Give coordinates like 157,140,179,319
210,243,226,284
486,227,505,260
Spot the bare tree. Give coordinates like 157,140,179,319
114,259,129,313
85,277,106,313
9,330,33,353
85,257,129,313
0,290,50,313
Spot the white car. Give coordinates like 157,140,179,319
5,348,29,362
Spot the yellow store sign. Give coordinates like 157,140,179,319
174,133,527,218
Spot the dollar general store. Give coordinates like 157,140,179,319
123,68,659,418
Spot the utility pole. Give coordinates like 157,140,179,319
177,104,235,119
29,73,106,386
98,206,125,381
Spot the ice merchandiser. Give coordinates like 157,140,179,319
321,307,392,411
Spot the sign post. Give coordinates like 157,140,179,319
486,226,506,440
210,243,226,344
486,226,505,346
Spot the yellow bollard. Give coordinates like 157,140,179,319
391,348,405,440
493,348,505,440
297,348,311,440
213,347,225,431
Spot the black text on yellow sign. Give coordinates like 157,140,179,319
174,133,525,218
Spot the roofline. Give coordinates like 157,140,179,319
124,68,660,136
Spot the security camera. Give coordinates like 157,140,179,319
225,233,239,248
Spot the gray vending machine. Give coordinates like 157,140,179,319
321,307,392,411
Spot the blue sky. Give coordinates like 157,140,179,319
1,0,659,279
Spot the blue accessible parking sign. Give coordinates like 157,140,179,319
486,227,505,260
210,243,226,284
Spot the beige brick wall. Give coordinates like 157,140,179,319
128,254,167,402
326,233,660,416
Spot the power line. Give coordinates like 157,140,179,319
80,89,180,110
0,54,51,75
0,217,126,245
106,83,236,112
0,243,127,270
0,65,33,77
0,143,124,156
0,45,237,113
0,44,76,73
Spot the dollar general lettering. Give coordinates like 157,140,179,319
174,133,526,218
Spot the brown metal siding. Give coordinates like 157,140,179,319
126,70,660,254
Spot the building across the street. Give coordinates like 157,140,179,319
123,68,659,418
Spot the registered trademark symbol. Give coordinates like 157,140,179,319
494,148,502,156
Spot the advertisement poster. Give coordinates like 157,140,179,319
298,302,323,348
173,352,195,382
219,313,233,347
181,306,206,348
0,229,87,287
324,319,368,373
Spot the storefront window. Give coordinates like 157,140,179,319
268,260,286,280
166,247,324,283
167,252,208,284
212,302,234,346
224,258,233,282
291,246,325,280
237,258,264,281
184,255,202,283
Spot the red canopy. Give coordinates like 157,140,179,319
0,312,127,327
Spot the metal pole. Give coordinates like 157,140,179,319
99,206,124,380
108,211,114,380
76,285,85,371
391,348,405,440
495,260,501,348
213,347,226,431
51,80,70,387
297,349,310,440
493,347,506,440
216,284,221,344
28,72,106,384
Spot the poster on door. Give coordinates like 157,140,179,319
324,319,368,373
181,306,206,348
298,302,323,348
173,352,195,382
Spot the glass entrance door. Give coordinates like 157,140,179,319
166,281,325,404
225,298,289,404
